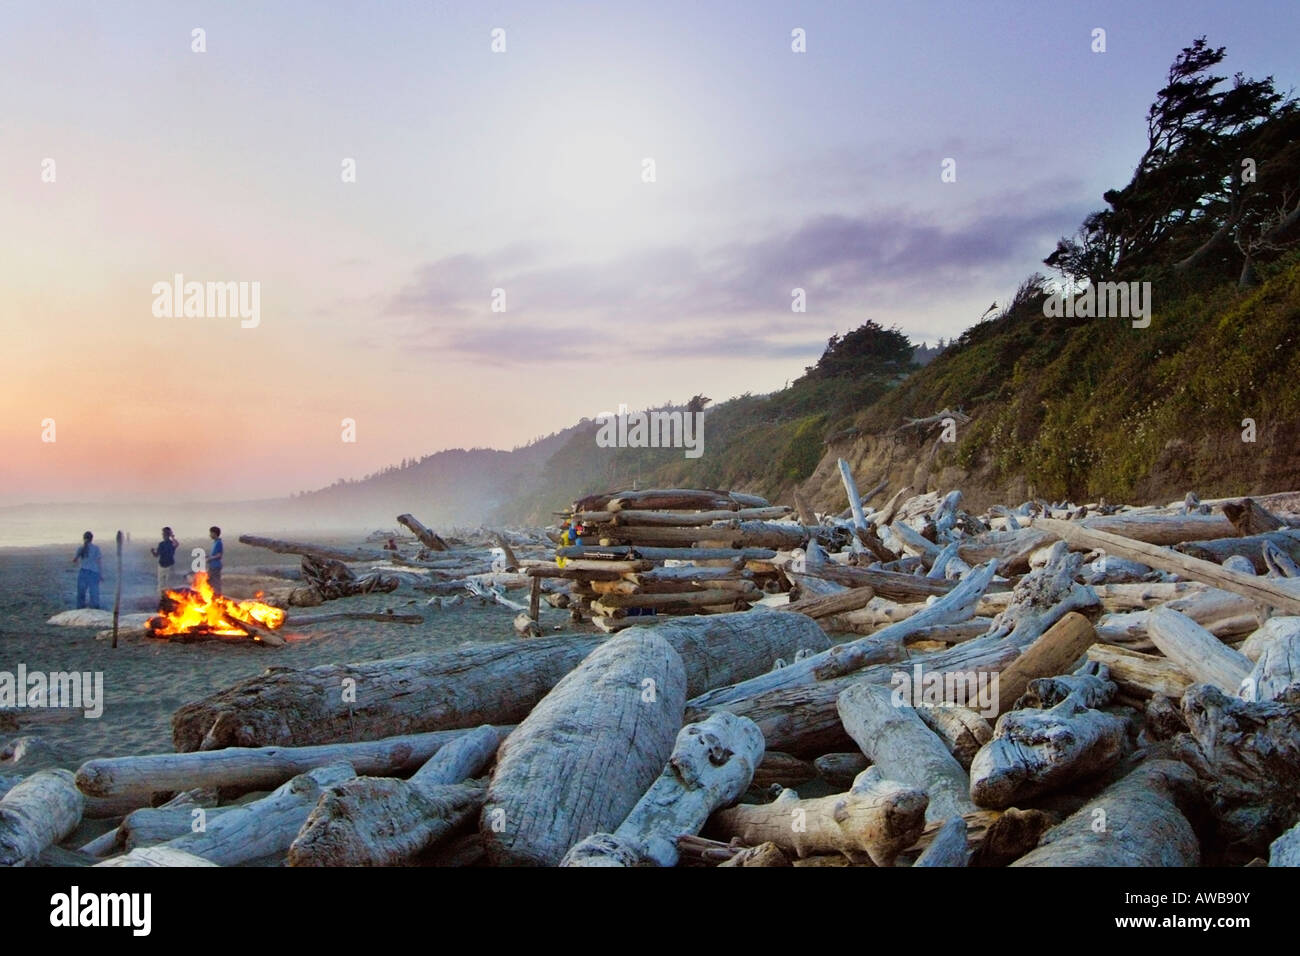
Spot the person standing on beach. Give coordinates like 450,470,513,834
71,531,103,609
151,526,178,594
207,526,224,594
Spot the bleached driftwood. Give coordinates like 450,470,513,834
689,636,1023,756
1036,517,1300,615
173,612,827,750
1095,586,1259,648
1174,683,1300,853
482,632,687,866
837,683,976,823
984,542,1098,647
915,704,993,770
289,782,484,867
1270,822,1300,867
0,769,85,866
969,695,1128,808
913,815,969,867
709,767,928,866
993,612,1097,714
561,712,765,867
286,725,501,866
95,847,219,867
1147,606,1252,694
1011,760,1200,866
76,727,503,801
80,788,221,857
105,763,355,866
1086,644,1193,698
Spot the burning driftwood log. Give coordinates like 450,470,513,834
147,572,287,645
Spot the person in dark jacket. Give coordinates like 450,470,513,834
151,527,179,594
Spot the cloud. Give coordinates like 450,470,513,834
384,183,1093,364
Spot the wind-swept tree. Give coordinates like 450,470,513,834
1046,37,1298,286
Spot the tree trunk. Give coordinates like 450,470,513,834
710,767,927,866
691,562,996,712
913,816,969,867
106,763,355,866
1173,683,1300,855
396,514,449,551
1035,517,1300,615
837,683,976,823
1147,607,1252,694
561,712,765,867
993,612,1097,714
970,695,1128,808
482,632,687,866
288,781,485,866
1086,644,1192,698
1011,760,1200,866
0,769,84,866
688,636,1023,756
173,612,825,751
78,727,503,800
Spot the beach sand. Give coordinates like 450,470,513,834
0,536,535,767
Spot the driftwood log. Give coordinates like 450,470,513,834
77,727,503,801
969,694,1128,808
482,632,687,866
286,725,501,866
1035,517,1300,615
1173,683,1300,854
994,612,1096,714
396,513,449,551
837,683,976,823
1011,760,1200,866
709,767,928,866
0,769,84,866
1146,606,1252,693
173,612,827,750
913,816,969,867
105,763,355,866
689,636,1022,756
561,712,765,867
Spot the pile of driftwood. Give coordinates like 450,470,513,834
527,488,847,632
8,483,1300,867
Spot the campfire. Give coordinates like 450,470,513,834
148,572,287,643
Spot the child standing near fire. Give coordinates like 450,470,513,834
151,527,178,595
207,526,224,595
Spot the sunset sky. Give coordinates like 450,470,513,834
2,0,1297,503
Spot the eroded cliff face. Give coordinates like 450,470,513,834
793,418,1300,516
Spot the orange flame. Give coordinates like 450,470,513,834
148,572,286,640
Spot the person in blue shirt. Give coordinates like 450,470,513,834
71,531,102,609
151,526,179,594
208,526,224,594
